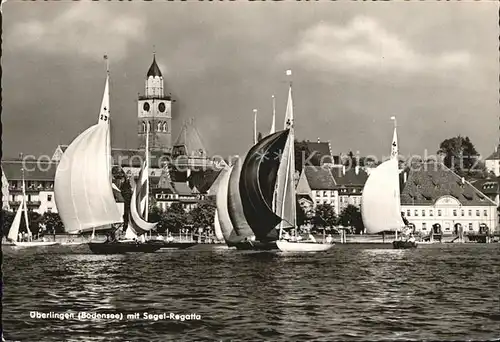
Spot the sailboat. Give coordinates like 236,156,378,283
361,117,417,249
272,71,333,252
55,57,160,254
6,168,59,248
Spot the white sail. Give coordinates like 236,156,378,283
21,177,31,237
216,166,239,243
269,95,276,134
275,85,297,236
7,201,23,241
213,209,224,241
361,157,404,234
127,160,157,236
54,74,122,234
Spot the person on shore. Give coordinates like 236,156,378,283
326,234,333,244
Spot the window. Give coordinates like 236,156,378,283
453,209,457,217
476,210,480,217
438,210,442,216
468,223,473,231
422,210,426,217
147,122,151,132
157,122,162,132
414,210,418,216
163,122,168,132
483,210,487,217
461,209,464,217
407,210,411,217
47,195,52,202
142,122,146,133
422,223,427,230
47,208,52,213
429,210,434,217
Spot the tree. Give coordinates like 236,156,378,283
296,201,306,227
2,209,15,237
190,198,216,232
343,151,357,167
338,205,364,234
313,204,338,229
438,136,479,177
158,203,189,234
41,212,64,234
120,178,133,228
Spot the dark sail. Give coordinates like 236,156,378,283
227,157,255,240
239,130,290,242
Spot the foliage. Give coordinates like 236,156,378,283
2,209,15,237
338,205,364,234
41,212,64,234
438,136,480,178
190,198,216,231
313,203,338,228
342,151,358,167
120,178,133,227
296,201,306,227
157,203,190,234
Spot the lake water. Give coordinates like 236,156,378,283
3,244,500,341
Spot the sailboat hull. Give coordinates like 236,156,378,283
392,240,418,249
10,241,60,248
88,242,162,254
233,240,277,251
276,240,334,252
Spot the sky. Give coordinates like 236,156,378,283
2,1,499,161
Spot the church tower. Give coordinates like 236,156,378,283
138,54,172,152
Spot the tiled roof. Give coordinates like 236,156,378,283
296,141,339,165
172,182,193,196
147,55,162,78
331,166,368,186
57,146,167,168
485,146,500,160
303,166,336,190
400,162,495,207
471,178,499,196
172,120,207,157
188,169,222,194
2,161,57,181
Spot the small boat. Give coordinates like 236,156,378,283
88,241,161,254
54,58,156,254
270,72,332,252
392,240,417,249
361,117,417,250
6,168,58,248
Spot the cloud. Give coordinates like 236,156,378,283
280,16,472,77
7,3,145,61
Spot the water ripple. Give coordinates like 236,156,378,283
3,244,500,341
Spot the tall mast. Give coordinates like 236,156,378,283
145,117,150,221
253,109,258,145
270,95,276,134
20,155,30,237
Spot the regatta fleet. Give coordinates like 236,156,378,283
4,60,431,253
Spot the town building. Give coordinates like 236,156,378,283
485,145,500,177
331,165,368,215
400,162,498,235
4,54,220,217
296,166,337,216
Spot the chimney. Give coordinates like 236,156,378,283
461,177,465,184
355,166,359,175
342,165,346,175
403,171,407,183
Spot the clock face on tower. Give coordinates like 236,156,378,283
158,102,166,113
143,102,150,112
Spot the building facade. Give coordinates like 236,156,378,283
137,55,173,152
485,146,500,177
331,166,368,215
400,162,498,235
